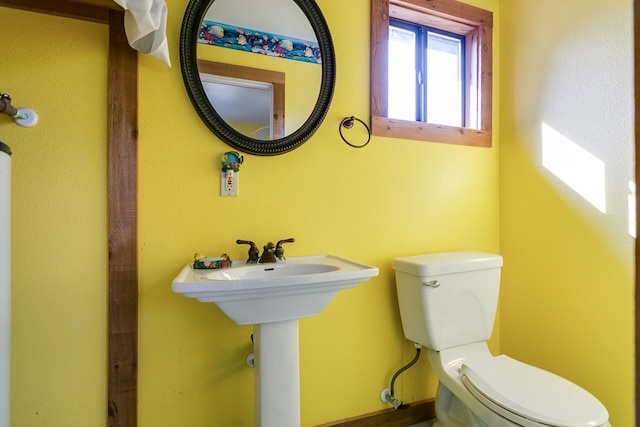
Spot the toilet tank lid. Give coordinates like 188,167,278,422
392,251,503,276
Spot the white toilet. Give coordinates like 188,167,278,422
392,251,611,427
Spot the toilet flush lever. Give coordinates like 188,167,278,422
423,280,440,288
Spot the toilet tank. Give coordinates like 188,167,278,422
392,252,503,351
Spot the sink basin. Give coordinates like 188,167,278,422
172,254,379,324
200,262,339,282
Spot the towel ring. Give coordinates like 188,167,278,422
339,116,371,148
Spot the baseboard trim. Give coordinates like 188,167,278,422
316,399,435,427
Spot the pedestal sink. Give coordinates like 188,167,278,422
172,255,379,427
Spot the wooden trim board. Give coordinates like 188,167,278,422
316,399,435,427
0,0,110,23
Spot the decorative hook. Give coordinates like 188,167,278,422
339,116,371,148
0,93,38,127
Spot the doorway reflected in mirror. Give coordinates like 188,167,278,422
198,60,285,140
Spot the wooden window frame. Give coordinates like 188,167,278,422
371,0,493,147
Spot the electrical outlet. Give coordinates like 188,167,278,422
221,170,239,197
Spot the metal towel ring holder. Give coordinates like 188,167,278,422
339,116,371,148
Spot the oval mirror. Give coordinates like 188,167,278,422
180,0,336,155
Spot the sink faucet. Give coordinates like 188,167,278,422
237,238,295,264
236,240,259,263
259,242,277,263
275,238,295,261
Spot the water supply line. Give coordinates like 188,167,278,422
380,343,422,409
246,333,255,368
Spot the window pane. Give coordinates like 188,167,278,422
426,31,463,127
388,25,416,121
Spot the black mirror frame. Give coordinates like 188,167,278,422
180,0,336,156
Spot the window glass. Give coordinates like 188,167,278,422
388,25,417,121
389,20,464,127
426,31,464,127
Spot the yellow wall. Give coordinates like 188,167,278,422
137,1,499,425
499,0,635,426
3,0,498,425
2,8,108,425
3,0,633,426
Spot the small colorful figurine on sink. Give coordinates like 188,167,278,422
193,252,232,270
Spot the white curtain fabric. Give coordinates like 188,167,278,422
113,0,171,67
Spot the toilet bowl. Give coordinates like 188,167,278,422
392,252,611,427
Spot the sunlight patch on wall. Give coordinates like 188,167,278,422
541,123,606,213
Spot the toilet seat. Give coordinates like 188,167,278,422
461,355,609,427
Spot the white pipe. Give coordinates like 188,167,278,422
0,142,11,427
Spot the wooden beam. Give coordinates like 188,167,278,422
66,0,121,9
0,0,110,23
107,9,138,427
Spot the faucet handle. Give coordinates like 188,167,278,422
275,238,295,261
276,238,295,247
236,239,259,263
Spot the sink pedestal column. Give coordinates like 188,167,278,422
254,319,300,427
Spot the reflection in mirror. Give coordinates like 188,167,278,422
201,76,273,140
198,60,285,140
180,0,336,155
197,0,320,139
